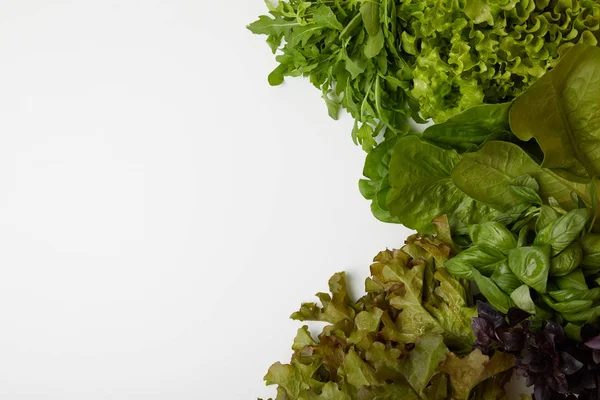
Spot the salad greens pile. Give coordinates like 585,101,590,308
249,0,600,149
361,44,600,232
249,1,600,398
263,222,514,400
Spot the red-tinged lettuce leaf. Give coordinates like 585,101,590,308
439,349,515,400
262,222,500,399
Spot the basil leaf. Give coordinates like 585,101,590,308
508,246,551,293
444,246,504,279
534,208,589,255
549,242,583,277
580,234,600,270
510,285,536,314
541,295,594,315
491,260,522,294
469,222,517,256
536,205,560,233
472,269,515,314
554,269,588,291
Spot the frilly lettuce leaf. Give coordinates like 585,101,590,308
262,219,508,399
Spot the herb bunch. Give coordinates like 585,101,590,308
249,0,600,150
473,301,600,400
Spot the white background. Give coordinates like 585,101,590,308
0,1,413,399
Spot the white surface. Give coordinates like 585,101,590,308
0,1,412,399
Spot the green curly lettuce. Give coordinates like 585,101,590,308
249,0,600,148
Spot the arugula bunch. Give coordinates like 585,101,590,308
249,0,600,150
262,218,515,400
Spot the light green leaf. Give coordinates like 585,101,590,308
510,285,536,314
510,44,600,179
469,222,517,256
313,5,343,30
534,209,589,255
452,141,590,212
364,29,384,59
360,2,380,37
388,136,498,233
400,333,448,394
508,246,551,293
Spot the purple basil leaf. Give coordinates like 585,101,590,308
560,351,584,375
497,327,525,352
544,321,565,348
593,350,600,365
585,335,600,350
477,300,505,328
507,307,530,326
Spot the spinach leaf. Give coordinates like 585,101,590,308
452,141,591,212
510,44,600,179
359,137,401,223
507,246,551,293
421,103,513,153
387,136,498,233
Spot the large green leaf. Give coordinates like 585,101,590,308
452,141,590,211
399,333,448,394
510,44,600,179
507,246,551,294
422,102,512,153
387,136,498,233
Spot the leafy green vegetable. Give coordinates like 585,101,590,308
452,141,590,212
261,222,514,399
249,0,600,147
386,136,498,233
438,349,515,400
549,242,583,277
534,209,589,255
399,334,447,394
421,103,512,153
510,44,600,180
507,246,551,294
